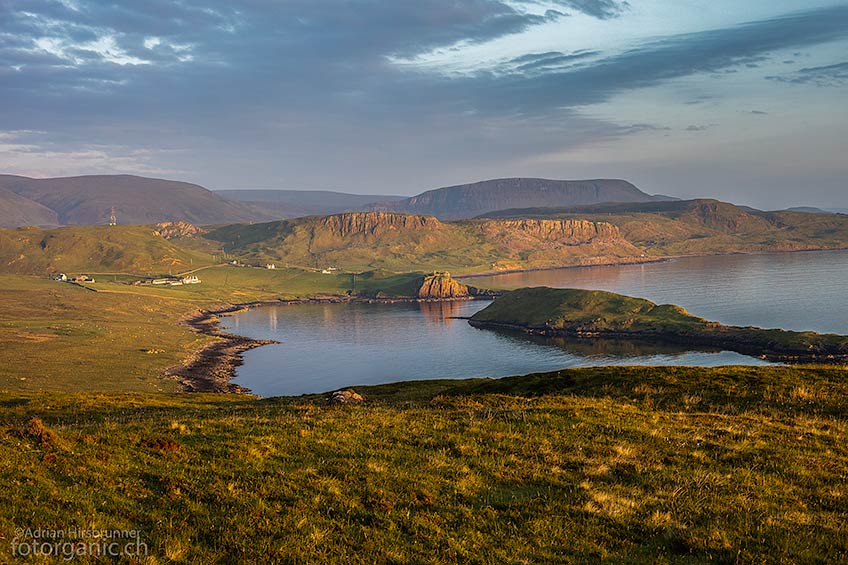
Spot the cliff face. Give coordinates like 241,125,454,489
417,272,470,298
206,211,648,273
154,221,203,240
476,219,621,243
317,212,442,238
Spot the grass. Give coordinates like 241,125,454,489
0,276,206,393
0,365,845,562
0,224,219,276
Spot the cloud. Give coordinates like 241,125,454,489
506,50,602,73
766,61,848,87
457,5,848,114
514,0,630,20
0,2,846,194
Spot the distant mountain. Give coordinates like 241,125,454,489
216,189,405,218
785,206,828,214
0,187,60,227
368,178,660,220
0,174,271,227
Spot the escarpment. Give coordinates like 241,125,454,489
476,218,622,243
317,212,442,238
203,211,648,272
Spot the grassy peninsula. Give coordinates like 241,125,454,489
470,287,848,362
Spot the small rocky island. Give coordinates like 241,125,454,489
469,287,848,363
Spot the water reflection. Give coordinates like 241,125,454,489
507,329,722,359
268,308,277,332
418,300,465,325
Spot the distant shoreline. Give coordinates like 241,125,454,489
455,246,848,280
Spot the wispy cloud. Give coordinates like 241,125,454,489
767,61,848,87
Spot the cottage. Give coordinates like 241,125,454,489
265,264,276,270
181,275,201,284
53,273,68,282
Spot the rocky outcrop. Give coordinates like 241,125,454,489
328,389,365,405
418,272,470,298
155,221,203,240
318,212,441,238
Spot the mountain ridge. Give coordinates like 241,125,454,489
0,174,272,227
216,189,405,218
369,177,660,220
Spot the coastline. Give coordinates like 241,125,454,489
455,255,663,280
164,246,848,395
163,295,494,394
455,246,848,280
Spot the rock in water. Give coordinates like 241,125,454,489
417,272,469,299
328,389,365,405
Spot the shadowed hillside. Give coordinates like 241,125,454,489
369,178,660,220
0,174,272,227
205,211,645,273
0,187,59,227
216,189,405,218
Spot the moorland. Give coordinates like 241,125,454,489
1,175,847,561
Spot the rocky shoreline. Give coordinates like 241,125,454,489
164,294,496,394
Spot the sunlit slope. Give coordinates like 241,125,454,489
480,199,848,255
0,224,219,275
205,212,645,273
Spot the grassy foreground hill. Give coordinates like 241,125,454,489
480,199,848,256
1,366,846,562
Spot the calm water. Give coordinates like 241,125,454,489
223,250,848,397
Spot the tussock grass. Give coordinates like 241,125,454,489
1,366,846,562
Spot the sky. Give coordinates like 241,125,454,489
0,1,846,208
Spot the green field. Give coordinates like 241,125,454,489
1,366,845,562
0,267,433,392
